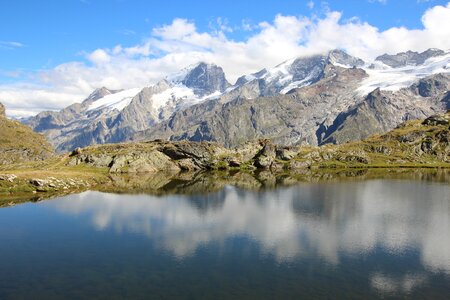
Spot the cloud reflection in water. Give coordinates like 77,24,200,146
53,179,450,277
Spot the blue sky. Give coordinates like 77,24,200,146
1,0,450,117
1,0,447,73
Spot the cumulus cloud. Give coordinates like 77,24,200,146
1,2,450,117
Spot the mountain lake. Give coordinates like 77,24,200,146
0,171,449,299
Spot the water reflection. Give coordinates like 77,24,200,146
53,179,450,278
370,273,428,295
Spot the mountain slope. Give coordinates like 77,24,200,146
27,48,450,151
27,63,230,152
222,49,365,100
320,74,450,145
0,103,54,164
132,64,367,146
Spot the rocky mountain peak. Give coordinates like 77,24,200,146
86,87,116,101
0,102,5,118
181,62,230,95
375,48,445,68
287,54,328,83
230,50,365,96
327,49,365,67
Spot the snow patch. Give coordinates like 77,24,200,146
358,53,450,95
333,62,354,69
280,75,314,94
151,85,196,110
263,57,296,83
244,74,256,82
87,88,141,112
151,84,223,111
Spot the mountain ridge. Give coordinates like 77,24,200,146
26,48,450,152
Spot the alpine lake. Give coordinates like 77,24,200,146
1,169,450,299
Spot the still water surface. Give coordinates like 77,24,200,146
0,178,450,299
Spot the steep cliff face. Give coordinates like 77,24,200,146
180,62,230,95
0,103,54,164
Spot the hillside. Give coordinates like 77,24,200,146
0,103,55,164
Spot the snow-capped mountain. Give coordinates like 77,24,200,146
374,48,445,68
358,50,450,94
133,48,450,147
27,62,230,151
226,49,365,99
86,88,142,112
27,48,450,151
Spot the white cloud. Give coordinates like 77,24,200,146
152,18,197,40
0,41,24,49
241,19,258,31
87,49,111,64
1,2,450,117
